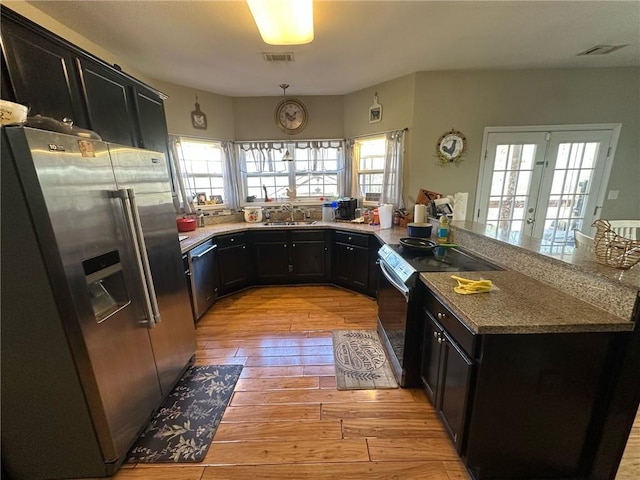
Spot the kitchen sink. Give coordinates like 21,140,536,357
263,221,317,226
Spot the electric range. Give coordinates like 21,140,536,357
376,243,501,386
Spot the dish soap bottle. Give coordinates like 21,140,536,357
437,215,450,244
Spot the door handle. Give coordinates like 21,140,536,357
114,188,160,327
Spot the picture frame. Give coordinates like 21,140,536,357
196,192,207,205
210,195,223,204
369,92,382,124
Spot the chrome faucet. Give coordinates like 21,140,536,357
281,203,294,222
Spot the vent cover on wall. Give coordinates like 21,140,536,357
577,44,628,56
263,52,295,62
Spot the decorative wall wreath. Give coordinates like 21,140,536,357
436,129,467,165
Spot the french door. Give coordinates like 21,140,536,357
475,125,620,252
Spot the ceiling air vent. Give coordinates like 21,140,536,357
577,44,628,56
263,52,295,63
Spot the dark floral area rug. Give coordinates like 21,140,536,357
332,330,398,390
127,364,242,463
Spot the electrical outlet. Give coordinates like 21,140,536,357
607,190,619,200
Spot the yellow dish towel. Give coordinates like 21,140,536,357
451,275,493,295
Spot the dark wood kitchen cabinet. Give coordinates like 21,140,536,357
333,230,370,295
76,57,138,146
0,10,88,126
421,290,475,453
254,230,329,284
0,7,171,168
419,284,627,479
217,232,252,295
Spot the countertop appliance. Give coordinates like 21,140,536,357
377,243,500,386
334,198,358,221
1,126,196,479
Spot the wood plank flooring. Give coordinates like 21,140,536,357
115,285,639,480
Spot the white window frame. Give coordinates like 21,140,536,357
475,123,621,248
237,140,344,205
354,135,386,207
174,137,227,211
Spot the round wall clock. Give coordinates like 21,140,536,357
436,129,467,164
275,98,308,134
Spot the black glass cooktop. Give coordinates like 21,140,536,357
388,244,501,273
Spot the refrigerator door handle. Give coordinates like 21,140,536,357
114,189,160,327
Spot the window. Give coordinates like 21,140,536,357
174,138,226,206
354,136,386,204
476,125,620,256
238,140,343,202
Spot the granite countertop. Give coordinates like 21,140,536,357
178,221,408,254
420,271,634,335
177,219,636,335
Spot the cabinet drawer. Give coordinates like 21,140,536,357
291,230,325,242
423,290,477,359
253,230,287,243
334,230,369,248
216,232,247,248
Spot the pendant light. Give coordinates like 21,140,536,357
280,83,293,161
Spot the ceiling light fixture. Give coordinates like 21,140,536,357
247,0,314,45
280,83,293,161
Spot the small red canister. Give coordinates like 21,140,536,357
176,217,196,232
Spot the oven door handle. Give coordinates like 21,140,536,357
379,259,410,301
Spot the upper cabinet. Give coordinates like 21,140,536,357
0,12,88,127
0,6,170,161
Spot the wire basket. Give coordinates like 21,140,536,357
592,219,640,269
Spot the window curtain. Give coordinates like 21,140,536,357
343,139,354,198
381,129,406,209
221,141,240,210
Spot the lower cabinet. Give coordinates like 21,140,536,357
421,293,474,453
217,232,251,295
333,230,370,294
254,230,329,284
420,286,626,480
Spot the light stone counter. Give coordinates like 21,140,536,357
420,271,634,334
448,220,639,321
177,219,636,332
178,221,408,254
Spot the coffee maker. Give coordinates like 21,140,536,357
334,198,358,221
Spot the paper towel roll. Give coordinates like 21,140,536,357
453,192,468,221
379,204,393,229
414,204,426,224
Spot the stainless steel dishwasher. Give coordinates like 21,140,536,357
188,239,219,320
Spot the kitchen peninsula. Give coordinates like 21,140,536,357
178,219,638,479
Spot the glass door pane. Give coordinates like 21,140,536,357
477,132,548,241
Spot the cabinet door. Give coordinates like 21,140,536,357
1,15,87,125
292,240,327,282
333,242,352,286
254,241,290,283
218,244,250,295
438,333,473,452
350,244,370,291
133,89,169,153
421,312,444,404
76,57,137,145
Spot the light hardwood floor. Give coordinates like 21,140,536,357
115,285,639,480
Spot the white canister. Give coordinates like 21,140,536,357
322,203,335,222
379,204,393,229
243,207,263,223
414,204,427,224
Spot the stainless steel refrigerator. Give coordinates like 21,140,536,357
1,126,196,479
